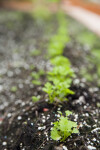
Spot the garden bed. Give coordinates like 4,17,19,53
0,10,100,150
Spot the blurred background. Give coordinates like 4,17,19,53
0,0,100,34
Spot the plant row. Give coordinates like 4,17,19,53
43,13,79,141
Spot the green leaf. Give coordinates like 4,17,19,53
50,56,70,67
65,110,72,116
30,50,41,56
11,86,18,92
32,80,41,85
50,111,79,141
59,116,68,131
72,128,79,134
51,128,61,141
32,95,41,102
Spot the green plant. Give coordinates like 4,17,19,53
31,72,40,80
51,111,79,141
50,56,70,67
30,50,41,56
32,80,41,85
32,95,41,102
42,10,74,103
31,69,44,86
11,86,18,92
48,41,64,57
48,13,69,57
30,64,35,70
48,66,74,80
38,69,45,76
43,80,74,103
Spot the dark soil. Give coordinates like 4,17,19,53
0,10,100,150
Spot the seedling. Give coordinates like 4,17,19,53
30,50,41,56
43,63,74,103
43,81,74,103
47,12,69,58
31,70,45,79
48,41,64,57
11,86,18,92
31,72,40,80
38,69,45,76
48,66,74,80
32,80,41,85
43,10,74,103
51,111,79,141
50,56,70,67
30,65,35,70
32,95,41,102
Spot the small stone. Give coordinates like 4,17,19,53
38,126,46,130
43,108,49,112
92,138,96,142
91,128,100,133
42,116,46,119
63,146,68,150
57,114,60,118
28,118,30,121
57,108,61,110
42,119,46,123
2,141,7,146
31,123,34,126
7,113,12,118
87,145,96,150
17,116,22,120
7,71,13,77
21,102,25,106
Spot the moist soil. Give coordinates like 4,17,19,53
0,10,100,150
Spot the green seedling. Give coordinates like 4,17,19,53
38,69,45,76
31,72,40,80
30,65,35,70
32,80,41,85
31,69,45,86
47,11,69,58
30,50,41,56
48,39,69,58
11,86,18,92
43,81,74,103
32,95,41,102
48,66,74,79
31,70,45,79
43,10,74,103
50,56,70,67
51,111,79,141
